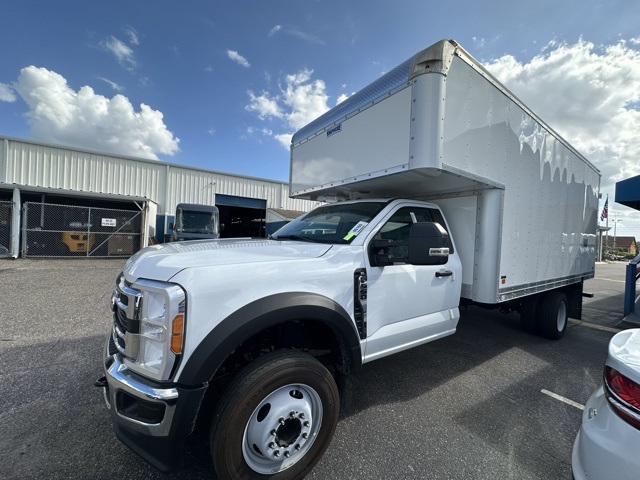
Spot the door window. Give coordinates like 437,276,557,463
376,207,452,263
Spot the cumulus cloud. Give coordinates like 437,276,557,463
13,66,179,159
245,68,333,147
227,50,250,68
484,37,640,236
101,36,136,70
0,82,16,102
336,93,349,105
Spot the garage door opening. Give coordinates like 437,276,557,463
215,194,266,238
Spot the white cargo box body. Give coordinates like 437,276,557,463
290,39,600,305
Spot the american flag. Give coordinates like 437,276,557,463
600,197,608,221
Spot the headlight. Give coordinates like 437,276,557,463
121,279,186,381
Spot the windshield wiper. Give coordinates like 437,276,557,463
272,234,314,242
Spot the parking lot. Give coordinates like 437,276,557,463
0,259,630,479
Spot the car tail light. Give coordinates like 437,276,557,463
604,366,640,430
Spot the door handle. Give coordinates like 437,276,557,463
435,269,453,278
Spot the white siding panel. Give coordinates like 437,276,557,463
1,136,321,214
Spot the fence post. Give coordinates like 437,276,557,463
21,203,27,258
87,207,91,257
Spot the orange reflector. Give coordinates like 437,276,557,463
171,314,184,354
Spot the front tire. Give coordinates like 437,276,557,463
210,350,340,480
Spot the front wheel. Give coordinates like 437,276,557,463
210,350,340,480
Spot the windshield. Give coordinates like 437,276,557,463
271,201,387,244
176,209,219,234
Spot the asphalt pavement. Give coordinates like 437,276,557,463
0,259,631,479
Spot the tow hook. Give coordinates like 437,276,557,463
94,376,107,388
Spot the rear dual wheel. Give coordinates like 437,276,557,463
538,291,568,340
210,350,339,480
520,291,568,340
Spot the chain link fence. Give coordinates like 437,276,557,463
0,200,11,257
22,202,142,258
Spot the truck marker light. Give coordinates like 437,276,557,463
171,314,184,354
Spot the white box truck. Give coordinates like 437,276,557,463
98,39,600,479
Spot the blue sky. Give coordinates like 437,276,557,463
2,0,640,238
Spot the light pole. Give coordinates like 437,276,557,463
612,218,623,253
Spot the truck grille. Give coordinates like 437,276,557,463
110,276,141,359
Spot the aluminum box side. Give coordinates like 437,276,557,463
440,56,599,301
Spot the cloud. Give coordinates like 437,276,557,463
98,77,123,92
124,26,139,46
101,36,136,70
13,66,179,159
0,82,16,102
472,36,486,48
336,93,349,105
484,37,640,236
246,91,283,119
266,24,325,45
269,25,282,37
227,50,250,68
245,68,335,148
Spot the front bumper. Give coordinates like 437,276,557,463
572,386,640,480
101,345,207,472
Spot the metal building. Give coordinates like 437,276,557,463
0,135,320,258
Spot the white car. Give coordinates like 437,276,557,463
572,328,640,479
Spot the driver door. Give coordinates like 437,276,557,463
363,204,462,362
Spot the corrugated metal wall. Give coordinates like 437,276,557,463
0,136,320,213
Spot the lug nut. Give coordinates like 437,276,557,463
295,444,301,451
299,413,305,419
303,421,310,427
269,442,275,449
290,411,296,418
279,417,285,425
271,429,277,436
284,451,291,458
302,433,308,439
274,451,280,458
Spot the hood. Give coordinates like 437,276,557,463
123,238,333,282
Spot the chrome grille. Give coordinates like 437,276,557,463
111,276,141,359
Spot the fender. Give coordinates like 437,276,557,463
177,292,362,386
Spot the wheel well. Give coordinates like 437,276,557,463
213,319,349,382
191,319,354,439
516,282,583,319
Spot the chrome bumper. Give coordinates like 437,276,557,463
103,350,179,437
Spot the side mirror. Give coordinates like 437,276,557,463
369,239,404,266
408,222,450,265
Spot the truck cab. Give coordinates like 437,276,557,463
168,203,220,242
270,199,462,361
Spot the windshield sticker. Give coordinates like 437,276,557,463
343,221,368,241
